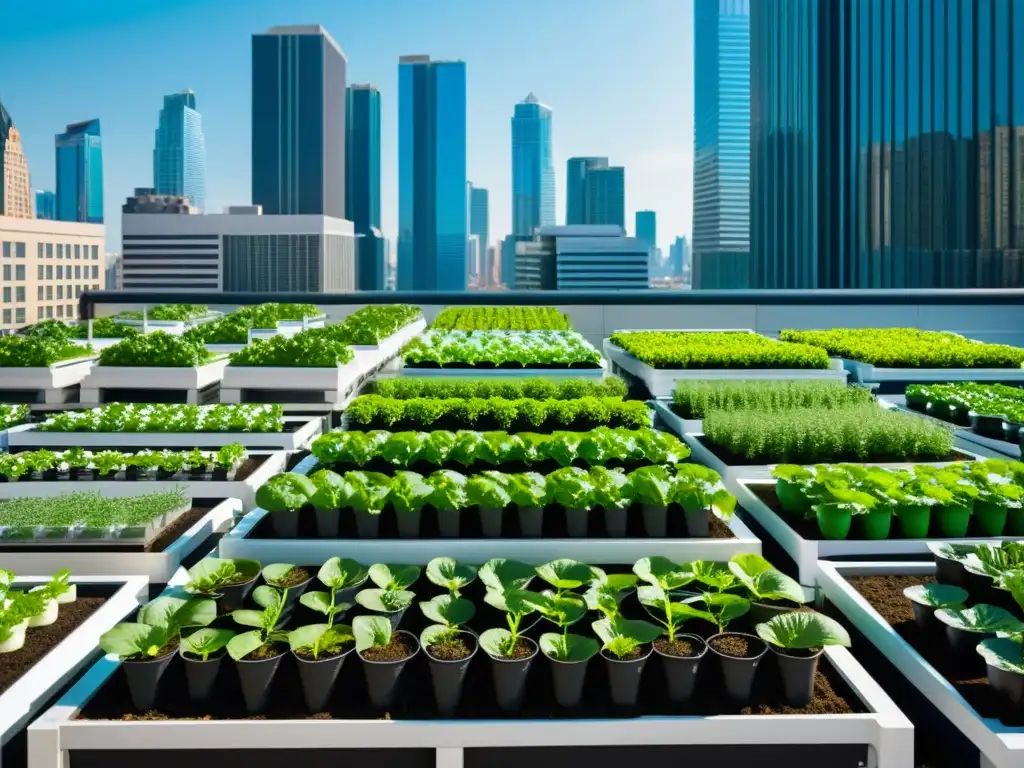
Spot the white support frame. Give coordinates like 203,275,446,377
0,498,242,582
842,358,1024,385
818,560,1024,768
26,644,912,768
0,357,99,406
0,574,148,768
394,359,608,381
78,359,229,406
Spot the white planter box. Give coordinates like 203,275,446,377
220,360,362,405
842,357,1024,385
350,317,427,356
7,416,322,451
115,313,222,335
0,357,99,405
604,340,847,399
399,357,608,381
733,478,1024,585
217,506,763,565
79,359,229,404
0,451,285,508
27,644,911,768
878,395,1023,460
0,574,147,768
0,498,241,583
818,560,1024,768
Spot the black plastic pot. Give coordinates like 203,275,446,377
396,510,422,538
315,508,340,538
910,602,941,635
518,507,543,537
944,626,994,664
746,601,794,628
486,636,539,714
354,510,381,538
546,654,591,708
219,573,260,613
603,507,627,538
969,411,1007,439
479,507,503,538
772,646,823,707
294,645,354,712
684,508,709,538
565,507,589,537
654,634,707,704
269,510,299,538
180,649,224,703
425,630,478,715
235,646,286,714
934,556,966,588
122,648,176,710
269,573,314,619
601,644,653,707
708,632,768,702
379,607,408,632
986,664,1024,710
642,504,667,538
358,630,420,709
437,509,461,537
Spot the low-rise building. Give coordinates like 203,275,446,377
514,225,649,290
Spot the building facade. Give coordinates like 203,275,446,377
511,93,555,236
0,217,104,331
36,190,56,220
751,0,1024,289
355,228,385,291
635,210,657,248
514,225,649,291
252,25,346,218
693,0,750,289
154,90,206,212
0,99,32,219
345,84,381,235
566,157,608,225
55,119,104,224
669,234,691,280
105,252,123,290
397,55,467,291
584,166,626,228
468,183,489,259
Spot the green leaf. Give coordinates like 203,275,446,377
255,473,315,512
138,596,215,633
755,611,852,649
261,563,297,587
935,604,1024,634
317,557,368,590
353,614,392,653
903,583,969,609
299,590,351,618
976,636,1024,674
479,627,516,658
230,609,267,629
540,632,599,662
591,616,663,646
99,623,169,659
181,628,235,658
633,556,695,590
691,561,739,591
355,588,415,613
368,563,421,590
252,585,283,610
483,587,536,615
479,559,535,591
519,591,587,628
287,623,345,654
419,594,475,627
426,557,477,594
184,558,236,594
227,629,267,661
536,559,595,590
421,623,460,649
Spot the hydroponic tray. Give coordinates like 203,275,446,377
0,356,98,405
27,641,911,768
0,498,241,581
115,313,222,335
0,501,192,546
0,451,286,508
5,417,322,451
735,479,1024,585
878,394,1023,460
841,358,1024,386
349,316,426,354
817,560,1024,768
396,359,608,382
219,361,364,405
603,340,848,399
79,359,230,405
0,575,147,768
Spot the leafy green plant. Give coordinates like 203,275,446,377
431,306,571,331
419,593,476,652
610,331,830,370
592,616,663,658
0,489,189,538
371,377,627,401
300,557,367,625
755,611,852,650
98,331,213,367
184,558,261,596
185,303,323,344
228,327,355,367
288,623,354,660
100,595,216,659
403,330,602,368
353,614,399,653
39,403,283,434
255,473,316,512
480,588,538,658
0,336,94,367
117,304,210,321
903,583,969,609
426,557,477,597
70,317,140,339
728,554,808,605
672,379,874,419
36,569,72,602
355,563,420,614
227,585,288,660
326,305,422,346
0,404,30,430
181,628,236,660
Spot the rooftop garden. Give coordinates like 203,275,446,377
671,379,873,419
905,382,1024,427
228,327,354,368
184,303,322,345
115,304,211,321
0,335,94,368
97,332,216,367
37,403,284,433
0,444,247,481
431,306,572,331
609,331,830,370
21,318,139,341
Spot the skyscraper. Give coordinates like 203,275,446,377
154,90,206,212
635,210,656,249
251,25,346,218
511,93,555,236
0,98,32,219
670,235,691,279
56,119,104,224
584,166,626,228
468,183,489,257
566,157,607,225
692,0,750,289
751,0,1024,289
346,84,381,234
35,190,55,220
397,55,467,291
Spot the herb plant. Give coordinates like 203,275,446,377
0,336,94,367
98,331,213,367
403,330,602,368
672,379,873,419
610,331,829,370
39,403,283,433
431,306,571,331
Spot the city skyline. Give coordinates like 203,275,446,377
1,0,694,253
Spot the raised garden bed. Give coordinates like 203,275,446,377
0,497,241,581
818,560,1024,768
79,359,229,405
0,353,99,405
0,573,147,767
220,360,364,405
603,332,847,399
431,306,572,332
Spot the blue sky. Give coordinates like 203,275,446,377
1,0,694,253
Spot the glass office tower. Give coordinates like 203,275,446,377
397,56,468,291
154,90,206,212
346,84,381,234
55,119,103,223
511,93,555,236
751,0,1024,288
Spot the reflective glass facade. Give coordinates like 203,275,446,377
635,210,657,248
154,91,206,212
397,57,467,291
693,0,750,289
346,85,381,235
35,190,55,220
511,93,555,236
252,27,346,218
752,0,1024,288
55,119,103,224
584,166,626,228
469,183,489,254
566,157,607,225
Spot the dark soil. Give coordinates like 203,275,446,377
361,635,415,662
698,435,968,468
502,638,536,660
654,638,702,658
601,644,650,661
294,643,352,661
427,636,474,661
268,566,312,588
709,635,761,659
127,638,179,662
243,643,286,661
0,596,106,694
849,574,1024,725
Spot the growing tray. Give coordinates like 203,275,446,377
0,498,241,582
0,356,98,392
0,502,193,545
841,357,1024,386
603,340,847,399
817,560,1024,768
349,316,426,355
0,575,148,768
879,394,1023,460
79,359,230,405
6,417,322,451
396,358,608,382
220,361,364,405
732,479,1024,585
0,451,286,509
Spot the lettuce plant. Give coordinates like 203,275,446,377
99,331,212,367
0,335,94,367
35,569,72,602
431,306,571,331
228,585,288,660
403,330,602,368
389,470,433,515
309,469,348,511
255,473,316,512
610,331,830,370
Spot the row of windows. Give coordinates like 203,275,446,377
1,305,79,325
0,242,99,260
1,284,98,303
2,264,99,281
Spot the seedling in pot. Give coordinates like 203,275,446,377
288,623,354,660
520,588,597,709
419,592,479,712
227,585,290,713
755,610,851,707
536,558,599,596
181,627,235,661
479,558,536,593
593,616,663,707
507,471,549,537
928,542,980,588
467,472,512,537
256,472,316,538
935,604,1024,664
354,614,420,709
903,583,969,634
584,570,638,621
974,573,1024,708
728,553,809,624
428,469,469,537
547,467,596,537
426,556,477,597
674,463,736,536
35,568,75,605
389,470,433,537
480,588,540,713
308,469,348,537
355,563,420,629
179,627,235,703
630,465,675,537
346,470,392,537
288,619,356,713
0,588,47,652
183,557,261,611
589,466,633,537
299,557,366,625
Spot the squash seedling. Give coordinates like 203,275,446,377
227,585,289,661
299,557,366,626
426,556,477,597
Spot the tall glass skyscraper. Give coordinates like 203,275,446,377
566,157,607,225
635,210,657,247
693,0,750,289
397,55,467,291
584,166,626,228
154,90,206,212
251,25,346,218
346,84,381,234
55,119,103,223
469,183,489,254
511,93,555,236
35,190,55,220
751,0,1024,289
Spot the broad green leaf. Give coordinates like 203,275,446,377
591,616,662,646
355,588,415,613
483,587,536,616
903,583,969,609
597,573,639,591
317,557,368,590
540,632,599,662
479,627,515,658
976,636,1024,674
181,628,234,658
520,591,587,628
419,594,475,626
426,557,477,594
749,571,808,604
288,623,332,653
227,629,267,661
755,611,852,649
691,561,739,591
231,609,267,629
252,585,283,610
137,596,188,631
536,559,595,590
262,563,298,587
728,553,777,580
368,563,421,590
99,623,169,659
353,615,392,652
479,559,535,591
935,604,1024,634
633,557,695,590
701,592,751,624
184,558,235,594
420,623,460,649
300,590,333,615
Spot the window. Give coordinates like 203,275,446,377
57,286,63,300
56,305,64,318
46,265,52,280
2,265,8,281
14,308,24,324
37,265,43,280
15,265,24,281
37,307,43,320
1,242,9,258
57,244,63,259
46,286,52,300
66,304,73,317
37,286,43,301
74,245,81,260
2,287,9,302
46,243,53,259
75,266,81,279
92,265,99,279
37,243,43,259
93,284,100,289
2,310,10,324
57,265,63,279
15,243,25,258
46,306,52,318
15,287,25,302
91,245,99,260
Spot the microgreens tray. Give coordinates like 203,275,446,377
403,330,604,370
